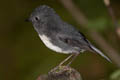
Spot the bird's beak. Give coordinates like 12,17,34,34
25,18,31,22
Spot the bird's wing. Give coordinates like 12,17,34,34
57,31,92,52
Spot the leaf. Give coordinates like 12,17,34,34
110,69,120,80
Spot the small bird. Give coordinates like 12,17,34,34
27,5,111,66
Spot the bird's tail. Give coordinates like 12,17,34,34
89,44,112,62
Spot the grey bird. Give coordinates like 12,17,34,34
27,5,111,66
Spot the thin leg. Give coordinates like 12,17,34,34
51,54,74,71
51,53,78,72
67,53,79,66
58,54,74,66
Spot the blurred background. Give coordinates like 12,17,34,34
0,0,120,80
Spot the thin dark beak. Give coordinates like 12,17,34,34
25,18,31,22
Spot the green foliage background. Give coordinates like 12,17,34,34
0,0,120,80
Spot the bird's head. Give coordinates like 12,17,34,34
27,5,56,24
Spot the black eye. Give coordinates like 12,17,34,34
35,17,39,21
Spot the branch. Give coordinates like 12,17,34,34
37,66,82,80
59,0,120,67
103,0,118,28
103,0,120,38
59,0,88,27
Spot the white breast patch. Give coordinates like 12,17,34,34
39,35,66,53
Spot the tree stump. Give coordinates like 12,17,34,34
37,66,82,80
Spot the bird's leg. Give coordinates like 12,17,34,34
52,54,78,71
58,54,74,66
52,54,74,71
67,53,79,66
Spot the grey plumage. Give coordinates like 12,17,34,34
28,5,111,62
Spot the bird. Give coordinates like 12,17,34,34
27,5,111,66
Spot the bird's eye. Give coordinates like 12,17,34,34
35,17,39,21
